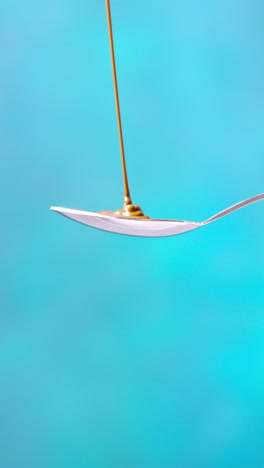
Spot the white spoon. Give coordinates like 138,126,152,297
51,193,264,237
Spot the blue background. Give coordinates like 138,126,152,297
1,0,264,467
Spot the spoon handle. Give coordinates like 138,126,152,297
204,193,264,224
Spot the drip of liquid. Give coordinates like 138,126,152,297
100,197,149,218
104,0,149,219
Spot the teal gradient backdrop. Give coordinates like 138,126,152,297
1,1,264,467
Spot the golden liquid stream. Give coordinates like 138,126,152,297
101,0,149,219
